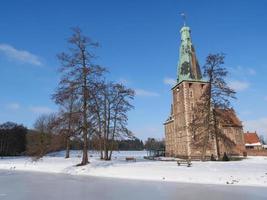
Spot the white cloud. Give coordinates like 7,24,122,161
163,77,176,86
29,106,54,114
6,103,20,110
0,43,42,66
243,118,267,137
135,89,159,97
229,80,250,91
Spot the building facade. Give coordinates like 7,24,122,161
244,131,262,150
164,24,245,159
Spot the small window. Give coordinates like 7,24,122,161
190,103,194,110
189,90,193,98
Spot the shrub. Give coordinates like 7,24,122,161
222,152,230,161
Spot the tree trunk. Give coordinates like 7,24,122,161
98,136,103,159
213,110,220,159
201,81,213,161
80,131,89,165
79,61,89,166
104,139,109,160
108,137,115,160
201,133,209,161
65,136,70,159
103,137,109,160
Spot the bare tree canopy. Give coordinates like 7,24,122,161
55,27,105,165
189,53,237,160
89,81,135,160
203,53,236,109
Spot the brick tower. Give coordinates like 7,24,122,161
164,24,217,158
164,24,245,159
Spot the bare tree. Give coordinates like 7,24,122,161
56,27,105,165
90,82,134,160
190,53,236,160
259,135,266,145
53,82,82,158
88,81,105,159
32,113,59,158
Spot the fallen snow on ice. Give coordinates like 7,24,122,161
0,151,267,187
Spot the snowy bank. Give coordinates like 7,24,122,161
0,151,267,187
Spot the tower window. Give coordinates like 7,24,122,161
190,103,194,111
189,90,193,98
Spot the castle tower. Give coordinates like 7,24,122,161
164,24,217,158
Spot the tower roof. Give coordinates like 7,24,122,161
177,25,203,83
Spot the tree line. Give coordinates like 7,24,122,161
0,120,164,157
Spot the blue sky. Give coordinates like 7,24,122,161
0,0,267,140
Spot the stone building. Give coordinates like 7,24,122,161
164,24,245,159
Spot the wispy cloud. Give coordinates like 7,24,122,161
163,77,176,86
243,118,267,137
230,66,256,76
29,106,54,114
229,80,250,91
6,103,20,110
0,43,42,66
135,89,159,97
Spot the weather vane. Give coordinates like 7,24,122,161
180,12,186,26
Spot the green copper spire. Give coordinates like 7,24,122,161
177,25,202,83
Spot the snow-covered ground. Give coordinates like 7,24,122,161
0,150,267,187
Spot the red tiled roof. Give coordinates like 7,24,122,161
244,132,260,144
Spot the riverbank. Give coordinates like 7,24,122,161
0,151,267,187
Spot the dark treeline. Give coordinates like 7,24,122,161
0,121,65,157
0,122,27,156
0,121,146,157
117,138,144,150
144,138,165,151
50,137,145,151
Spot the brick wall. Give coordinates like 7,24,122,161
246,149,267,156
